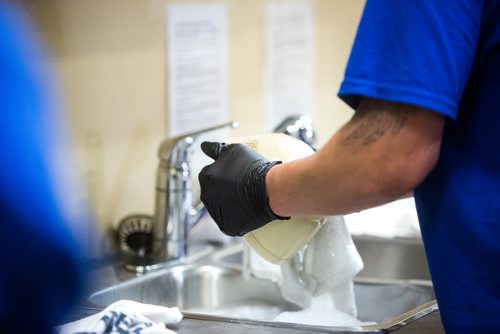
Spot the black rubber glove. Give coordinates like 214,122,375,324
198,141,290,236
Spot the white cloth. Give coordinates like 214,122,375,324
244,216,365,325
56,300,183,334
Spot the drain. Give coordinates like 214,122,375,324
117,214,153,257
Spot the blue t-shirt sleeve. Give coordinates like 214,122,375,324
338,0,483,119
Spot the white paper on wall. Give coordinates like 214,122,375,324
166,3,229,137
265,0,316,131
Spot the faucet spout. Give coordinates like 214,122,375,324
152,121,238,263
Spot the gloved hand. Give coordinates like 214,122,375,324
198,141,290,236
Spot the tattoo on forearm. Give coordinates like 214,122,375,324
341,102,409,146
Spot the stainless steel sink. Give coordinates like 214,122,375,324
90,264,299,321
88,240,437,332
213,237,430,281
353,236,430,280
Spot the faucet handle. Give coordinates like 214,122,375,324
158,121,238,160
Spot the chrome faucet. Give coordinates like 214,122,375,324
152,121,238,262
117,121,238,269
273,115,317,150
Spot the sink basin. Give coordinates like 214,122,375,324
90,265,299,321
215,237,430,281
88,242,437,332
353,236,430,280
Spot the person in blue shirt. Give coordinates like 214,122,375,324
0,5,84,333
199,1,500,332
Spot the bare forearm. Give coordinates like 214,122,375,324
266,98,445,217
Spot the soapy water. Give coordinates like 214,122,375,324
186,302,374,327
274,308,373,327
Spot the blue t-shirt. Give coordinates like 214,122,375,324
338,0,500,332
0,6,84,333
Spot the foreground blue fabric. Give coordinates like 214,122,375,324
338,0,500,332
0,5,84,333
